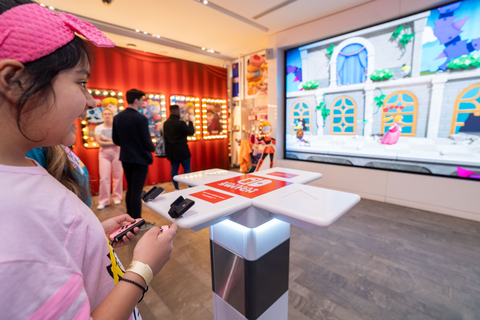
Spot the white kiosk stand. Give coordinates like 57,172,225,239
145,168,360,320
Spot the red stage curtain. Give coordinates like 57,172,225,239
73,46,229,194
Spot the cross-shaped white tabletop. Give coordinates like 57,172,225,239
144,167,360,231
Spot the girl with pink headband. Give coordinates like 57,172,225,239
0,1,177,319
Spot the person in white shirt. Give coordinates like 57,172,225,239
95,108,123,210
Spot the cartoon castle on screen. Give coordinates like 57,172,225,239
286,0,480,141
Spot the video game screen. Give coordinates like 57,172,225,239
285,0,480,180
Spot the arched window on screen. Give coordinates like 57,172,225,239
450,83,480,136
330,96,357,135
381,91,418,137
291,100,311,134
336,43,367,86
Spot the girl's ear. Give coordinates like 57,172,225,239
0,59,26,101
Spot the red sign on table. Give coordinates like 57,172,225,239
266,172,299,179
205,175,292,199
189,189,234,204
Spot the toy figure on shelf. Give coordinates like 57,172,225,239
381,115,403,145
255,121,276,171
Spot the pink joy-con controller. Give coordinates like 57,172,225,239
109,218,145,243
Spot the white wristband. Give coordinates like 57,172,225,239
126,261,154,285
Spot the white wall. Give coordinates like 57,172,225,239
268,0,480,221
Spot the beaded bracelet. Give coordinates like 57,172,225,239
119,277,149,303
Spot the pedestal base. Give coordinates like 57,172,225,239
210,219,290,320
213,291,289,320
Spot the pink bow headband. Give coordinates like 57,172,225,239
0,3,115,64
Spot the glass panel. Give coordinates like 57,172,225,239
143,94,167,140
402,94,414,103
333,117,342,124
387,94,399,104
457,113,470,123
304,111,310,116
345,99,354,106
302,103,308,109
459,102,476,110
463,87,479,99
333,126,341,133
402,126,412,134
294,112,300,116
402,105,415,112
345,127,353,133
83,89,125,148
345,117,354,124
201,98,227,139
333,109,342,115
403,115,413,123
345,109,354,114
334,100,343,107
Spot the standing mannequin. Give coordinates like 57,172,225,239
95,108,123,210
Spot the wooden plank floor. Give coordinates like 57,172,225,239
92,180,480,320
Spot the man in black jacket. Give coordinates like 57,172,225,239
112,89,155,230
163,104,195,190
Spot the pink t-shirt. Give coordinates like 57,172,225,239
0,162,140,319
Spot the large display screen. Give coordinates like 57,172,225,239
285,0,480,180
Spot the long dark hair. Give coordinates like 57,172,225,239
1,0,93,141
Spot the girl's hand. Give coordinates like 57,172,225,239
102,214,141,248
132,223,178,275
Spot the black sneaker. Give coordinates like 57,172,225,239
140,222,156,232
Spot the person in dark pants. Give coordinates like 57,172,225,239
163,104,195,190
112,89,156,230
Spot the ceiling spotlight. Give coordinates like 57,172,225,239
202,47,205,50
48,5,55,10
143,31,148,35
135,29,140,32
203,0,208,4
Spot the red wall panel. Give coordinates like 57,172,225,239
73,47,229,194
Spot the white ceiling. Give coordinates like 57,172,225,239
41,0,373,66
